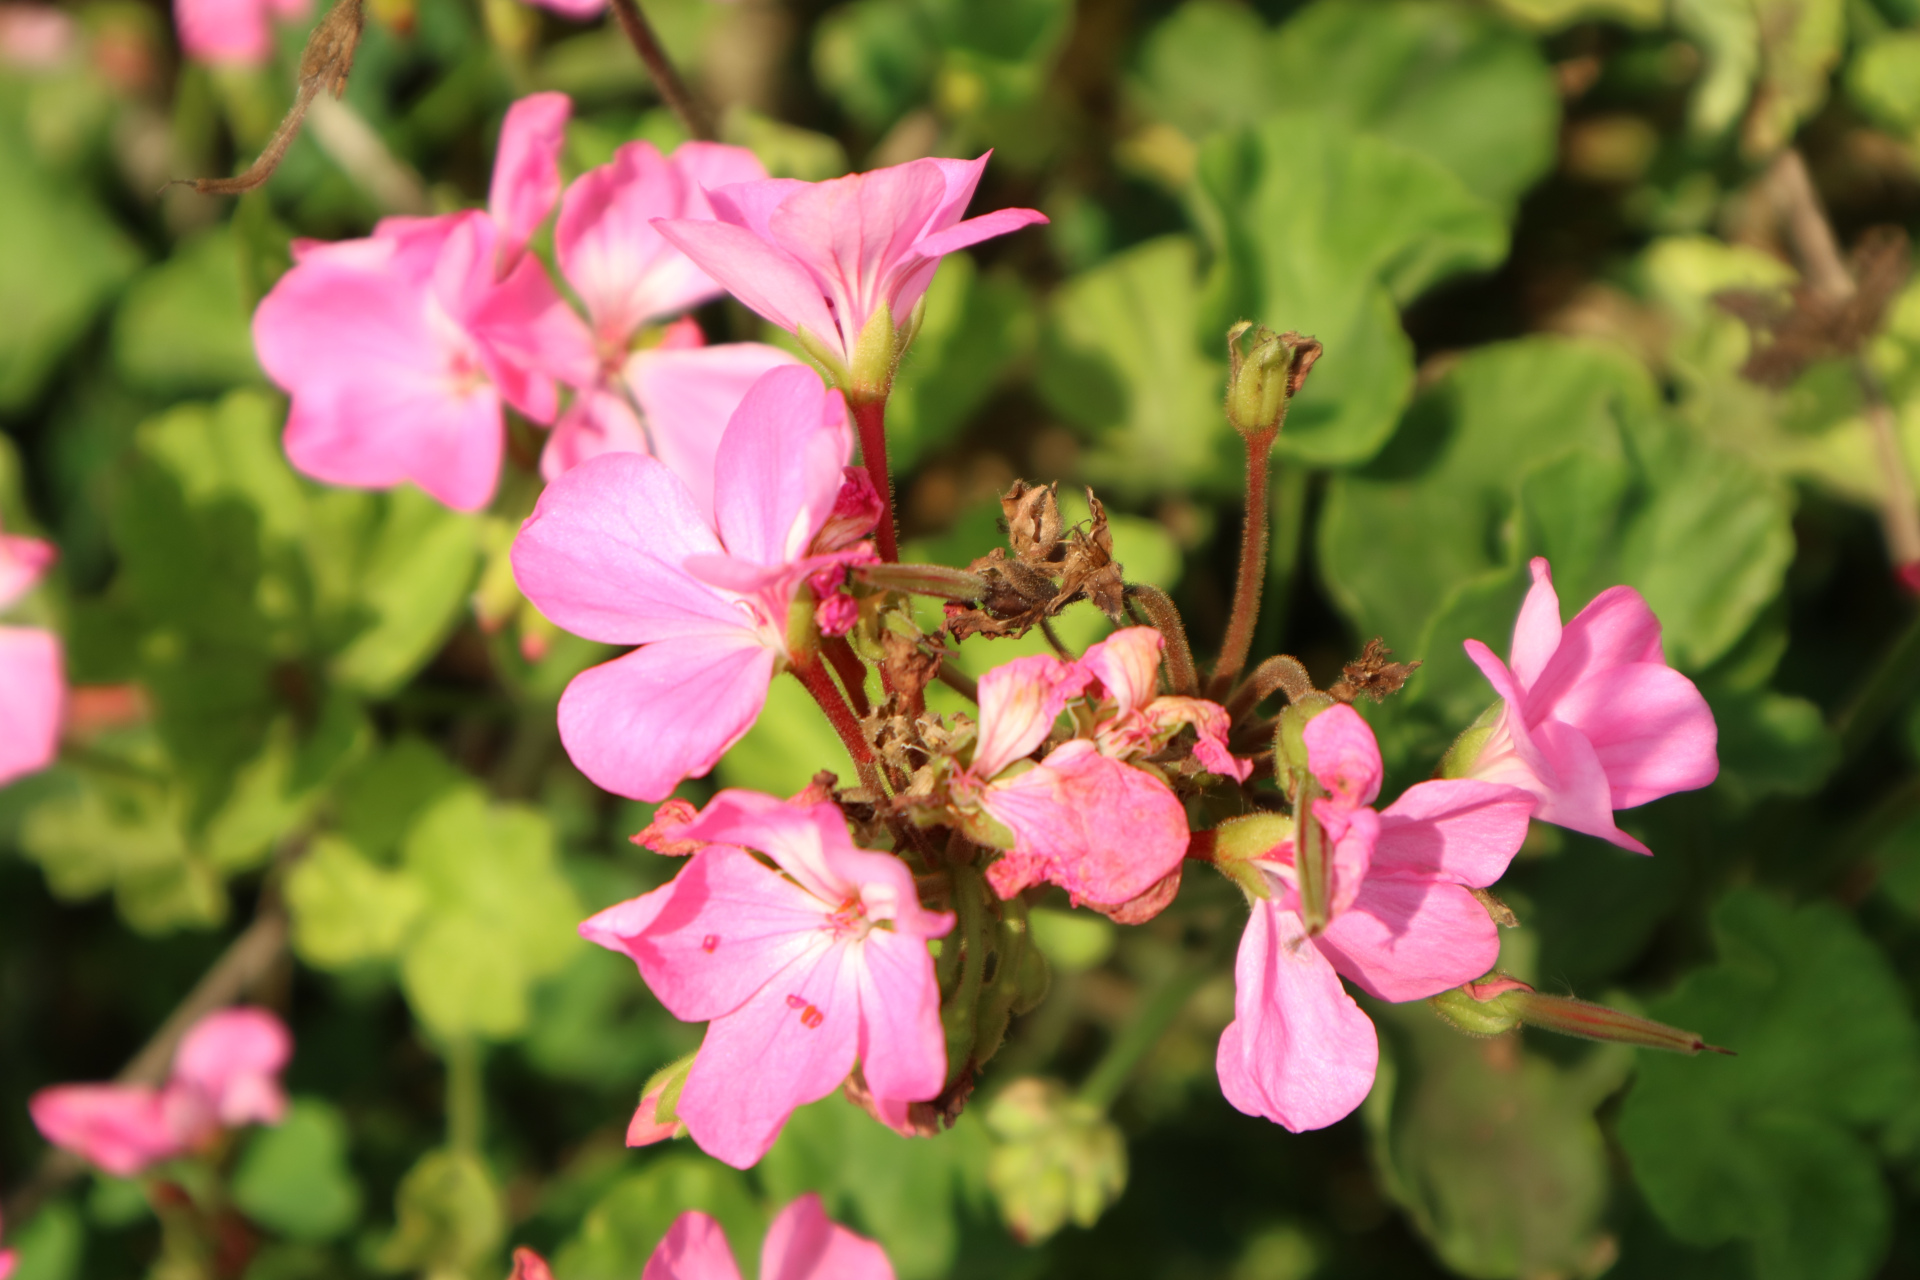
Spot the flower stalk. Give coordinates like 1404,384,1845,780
849,394,901,562
606,0,715,141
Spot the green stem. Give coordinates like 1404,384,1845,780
1077,957,1213,1113
446,1037,484,1156
849,396,900,562
1835,608,1920,761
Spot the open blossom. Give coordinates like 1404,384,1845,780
1461,557,1718,854
30,1008,291,1176
0,509,62,788
1081,628,1251,783
253,93,585,512
653,155,1047,382
513,1194,891,1280
543,137,803,486
173,0,309,66
580,791,952,1168
1217,705,1534,1132
513,365,873,802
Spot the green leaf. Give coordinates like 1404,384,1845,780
232,1099,364,1242
5,1201,84,1280
1676,0,1844,153
1034,235,1232,498
376,1149,503,1277
331,736,470,863
552,1155,764,1280
888,253,1036,473
1192,114,1509,468
398,789,583,1040
0,123,141,410
812,0,937,132
110,229,261,394
286,835,428,969
1366,1002,1630,1278
1618,890,1920,1280
1848,33,1920,139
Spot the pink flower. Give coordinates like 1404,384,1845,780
954,652,1191,909
512,364,865,802
644,1194,894,1280
1461,557,1718,854
0,510,62,789
253,94,587,512
1081,627,1251,782
1216,705,1534,1132
581,791,952,1168
173,0,309,66
0,1208,14,1280
30,1007,291,1176
652,156,1046,388
521,0,607,17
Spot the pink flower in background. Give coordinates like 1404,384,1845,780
1462,557,1718,854
253,94,587,512
1216,705,1534,1132
30,1007,291,1176
521,0,608,17
513,365,864,802
0,509,63,789
581,792,952,1168
513,1194,891,1280
1081,627,1251,781
0,1207,15,1280
173,0,309,66
653,155,1047,375
954,652,1190,909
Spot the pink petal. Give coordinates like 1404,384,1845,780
1309,800,1377,920
671,143,770,213
1522,583,1666,724
1315,878,1501,1002
1543,663,1719,809
0,627,62,787
1215,903,1378,1133
173,0,275,64
488,93,571,267
1507,557,1563,689
628,343,805,527
1300,704,1382,809
643,1212,744,1280
1141,696,1251,782
511,452,740,644
511,1248,558,1280
1372,779,1536,887
629,845,830,1022
709,365,849,566
919,155,991,235
766,162,949,344
170,1008,291,1127
1527,719,1649,854
982,740,1189,906
971,655,1091,779
761,1194,895,1280
676,941,862,1169
889,207,1048,318
577,879,680,962
556,635,778,802
29,1084,186,1176
854,929,948,1103
651,218,839,352
626,1091,679,1147
462,246,593,421
1080,626,1161,715
0,528,56,610
540,382,649,483
1,1247,15,1280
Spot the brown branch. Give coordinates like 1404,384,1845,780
606,0,716,142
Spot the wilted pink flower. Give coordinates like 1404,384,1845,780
253,94,586,512
30,1007,291,1176
1216,705,1534,1132
513,365,867,802
653,156,1046,384
952,652,1190,908
173,0,309,66
0,510,62,789
645,1194,894,1280
581,791,952,1168
1081,627,1250,781
1461,557,1718,854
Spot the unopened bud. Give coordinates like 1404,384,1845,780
1225,323,1322,439
1438,702,1502,779
984,1079,1128,1244
813,467,885,554
509,1247,555,1280
627,1053,695,1147
1201,813,1291,902
1271,693,1337,792
1431,974,1732,1056
856,561,989,601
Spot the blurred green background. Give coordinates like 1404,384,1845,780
6,0,1920,1277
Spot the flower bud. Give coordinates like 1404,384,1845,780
510,1247,555,1280
1271,693,1337,794
1202,812,1292,902
1431,974,1732,1056
1225,323,1322,440
855,561,990,601
627,1053,695,1147
984,1079,1128,1243
812,468,885,554
1437,702,1502,779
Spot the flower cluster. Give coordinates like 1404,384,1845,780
29,1007,291,1176
511,1193,894,1280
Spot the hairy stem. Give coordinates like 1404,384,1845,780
1125,583,1199,697
607,0,716,141
1252,463,1308,661
792,657,888,796
935,660,979,703
849,396,900,562
1223,654,1316,724
822,636,873,719
1211,429,1278,697
445,1037,484,1156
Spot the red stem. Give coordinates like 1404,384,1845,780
850,396,900,562
1211,428,1276,697
792,657,887,796
822,636,872,719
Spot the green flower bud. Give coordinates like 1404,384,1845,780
1225,322,1322,439
985,1079,1128,1243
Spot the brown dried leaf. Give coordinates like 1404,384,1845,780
1328,638,1421,703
